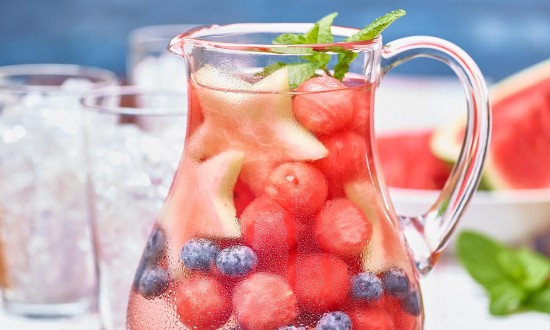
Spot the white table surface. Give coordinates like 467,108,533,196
2,256,549,330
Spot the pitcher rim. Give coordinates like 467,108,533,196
168,23,381,56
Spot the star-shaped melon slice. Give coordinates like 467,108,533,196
159,149,245,257
345,176,410,272
187,65,328,194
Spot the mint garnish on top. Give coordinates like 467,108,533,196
457,230,550,315
262,10,406,88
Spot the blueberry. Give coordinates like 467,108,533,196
215,245,257,277
143,226,166,263
137,266,170,299
133,227,166,290
317,311,351,330
351,272,383,301
180,238,220,271
381,267,410,298
400,290,421,316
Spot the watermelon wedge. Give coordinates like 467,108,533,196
432,58,550,190
160,150,245,257
377,130,451,190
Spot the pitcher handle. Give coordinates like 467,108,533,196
380,36,491,275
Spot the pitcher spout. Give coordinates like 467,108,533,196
167,25,214,57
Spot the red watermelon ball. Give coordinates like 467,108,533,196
314,130,367,182
347,307,395,330
264,162,328,219
175,275,232,329
295,253,351,313
233,272,298,330
240,195,301,255
315,198,373,258
293,76,354,136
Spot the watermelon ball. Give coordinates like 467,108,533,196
240,195,299,255
215,245,258,277
347,307,394,330
278,326,307,330
293,76,354,136
180,238,220,271
316,311,352,330
176,275,232,329
264,162,328,218
400,290,421,316
137,266,170,299
351,272,383,301
295,253,351,313
315,198,373,258
381,268,410,298
314,130,367,183
233,272,298,330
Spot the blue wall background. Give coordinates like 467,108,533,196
0,0,549,81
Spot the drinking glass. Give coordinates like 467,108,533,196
127,24,198,89
81,86,186,330
0,64,118,317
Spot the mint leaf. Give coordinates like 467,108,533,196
458,230,550,316
304,24,320,44
333,9,404,80
317,12,338,43
456,231,510,289
497,249,525,281
273,34,307,45
333,50,358,80
347,9,406,42
287,62,321,89
269,10,404,86
303,51,330,65
256,62,287,77
488,282,526,315
516,248,550,292
524,285,550,314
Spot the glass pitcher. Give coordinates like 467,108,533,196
127,22,490,330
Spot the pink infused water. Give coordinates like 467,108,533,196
127,67,422,330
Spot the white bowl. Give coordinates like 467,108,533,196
389,188,550,252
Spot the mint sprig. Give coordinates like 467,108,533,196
457,230,550,315
265,10,405,88
346,9,406,42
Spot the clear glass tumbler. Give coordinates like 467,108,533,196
0,64,118,317
81,86,187,330
127,24,198,89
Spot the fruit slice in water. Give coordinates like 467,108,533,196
188,65,327,194
345,177,409,272
160,150,244,257
432,58,550,189
377,130,451,190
